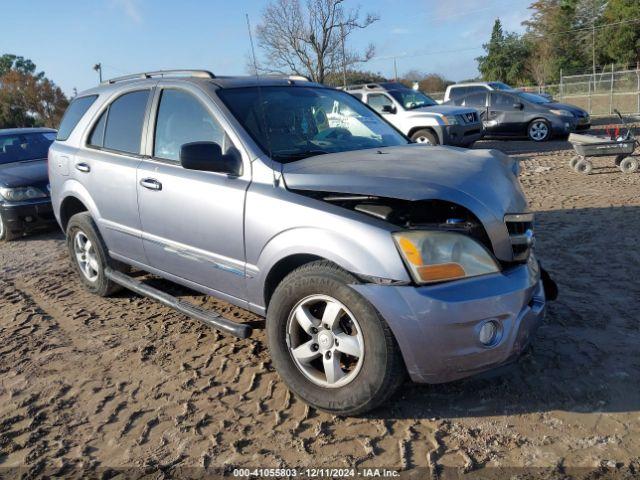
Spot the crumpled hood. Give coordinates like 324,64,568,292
0,159,49,189
282,144,528,260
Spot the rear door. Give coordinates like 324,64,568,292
487,92,525,135
136,82,250,302
80,86,154,264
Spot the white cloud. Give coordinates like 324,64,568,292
112,0,142,23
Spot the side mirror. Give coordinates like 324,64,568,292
180,142,241,176
513,102,524,110
381,104,396,114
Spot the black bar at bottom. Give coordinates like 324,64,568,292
105,268,252,339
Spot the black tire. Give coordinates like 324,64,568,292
66,212,126,296
0,210,20,242
266,260,406,415
527,119,551,142
619,157,638,173
410,129,439,145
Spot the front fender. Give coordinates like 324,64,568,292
248,225,412,308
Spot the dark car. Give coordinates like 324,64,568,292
0,128,57,241
446,90,590,141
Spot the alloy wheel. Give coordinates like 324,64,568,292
529,121,549,141
74,231,99,282
415,136,432,145
286,295,364,388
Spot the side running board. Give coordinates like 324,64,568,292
105,268,252,339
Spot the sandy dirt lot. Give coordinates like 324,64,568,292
1,140,639,478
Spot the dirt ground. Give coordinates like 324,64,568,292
1,140,639,478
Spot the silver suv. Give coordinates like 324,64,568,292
345,82,483,147
49,70,553,415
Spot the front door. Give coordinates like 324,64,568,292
487,92,525,135
136,85,250,301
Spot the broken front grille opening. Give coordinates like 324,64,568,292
505,219,534,263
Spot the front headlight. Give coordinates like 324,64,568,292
442,114,459,125
393,230,500,284
549,109,573,117
0,186,48,202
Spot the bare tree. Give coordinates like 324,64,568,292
255,0,379,83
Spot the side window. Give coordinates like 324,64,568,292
154,89,225,162
88,110,107,147
350,93,363,101
56,95,98,141
449,87,467,99
367,93,394,113
103,90,150,155
491,92,514,108
463,92,487,107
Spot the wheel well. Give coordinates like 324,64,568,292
407,126,437,140
263,254,323,309
60,196,88,232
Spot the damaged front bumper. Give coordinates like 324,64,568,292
351,256,551,384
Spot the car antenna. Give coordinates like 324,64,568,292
245,13,278,186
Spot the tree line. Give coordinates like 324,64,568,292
0,54,68,129
478,0,640,86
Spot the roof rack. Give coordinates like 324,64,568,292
104,69,215,84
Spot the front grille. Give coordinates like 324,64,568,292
457,112,479,124
504,213,534,262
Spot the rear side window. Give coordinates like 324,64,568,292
463,92,488,107
350,93,363,100
88,111,107,147
103,90,150,154
449,87,467,99
56,95,98,141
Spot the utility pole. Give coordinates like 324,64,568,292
340,23,347,89
393,57,398,82
93,63,102,83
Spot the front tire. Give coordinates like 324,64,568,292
266,261,405,415
66,212,124,296
528,119,551,142
411,129,439,145
0,210,20,242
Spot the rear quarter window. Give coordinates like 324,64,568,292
56,95,98,141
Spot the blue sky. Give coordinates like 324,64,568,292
3,0,532,95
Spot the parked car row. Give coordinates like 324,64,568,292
26,70,557,415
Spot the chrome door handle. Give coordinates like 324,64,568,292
75,162,90,173
139,178,162,191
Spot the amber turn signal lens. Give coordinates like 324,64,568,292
417,263,466,282
397,236,423,266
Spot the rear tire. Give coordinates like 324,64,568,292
411,129,439,145
0,210,20,242
528,119,551,142
619,157,638,173
266,261,405,415
66,212,126,296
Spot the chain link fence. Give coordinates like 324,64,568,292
427,68,640,117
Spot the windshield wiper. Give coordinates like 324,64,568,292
272,149,329,162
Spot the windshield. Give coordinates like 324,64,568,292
0,132,55,165
218,86,408,163
516,91,552,104
388,89,437,109
488,82,514,91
